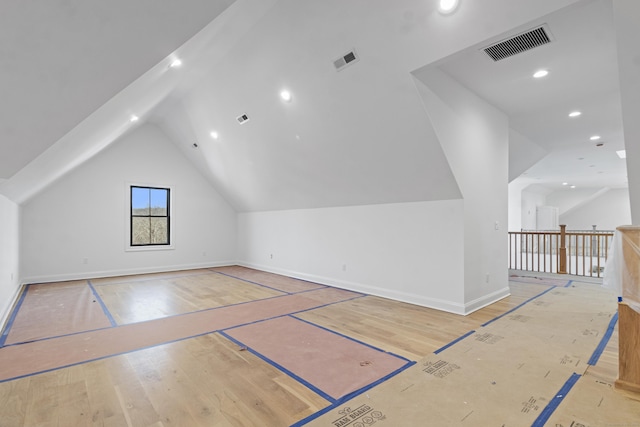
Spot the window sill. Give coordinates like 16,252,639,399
125,245,175,252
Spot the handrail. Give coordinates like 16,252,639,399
508,226,614,278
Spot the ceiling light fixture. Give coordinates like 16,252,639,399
129,115,139,122
617,150,627,159
562,182,568,186
210,131,219,140
568,111,581,118
590,135,601,141
533,69,548,78
280,90,292,102
438,0,459,14
170,59,183,68
570,185,576,189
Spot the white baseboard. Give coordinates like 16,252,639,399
20,260,237,285
237,261,469,315
463,286,511,315
0,283,25,335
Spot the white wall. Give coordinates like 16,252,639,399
0,194,20,326
508,129,547,183
559,188,631,230
521,186,548,230
413,67,510,312
238,200,466,313
20,124,237,283
614,0,640,224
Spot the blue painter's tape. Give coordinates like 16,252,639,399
87,280,117,327
290,315,413,363
0,328,219,384
532,372,581,427
482,285,555,327
218,330,338,404
564,279,574,288
210,269,329,295
0,285,30,348
434,330,475,354
588,311,618,366
290,361,416,427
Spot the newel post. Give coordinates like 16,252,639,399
558,224,567,274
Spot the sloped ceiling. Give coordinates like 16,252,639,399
0,0,235,180
3,0,627,213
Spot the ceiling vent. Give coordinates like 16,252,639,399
483,25,552,62
334,49,359,71
236,113,249,124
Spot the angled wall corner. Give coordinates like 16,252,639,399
411,66,510,311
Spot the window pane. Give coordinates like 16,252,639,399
150,188,168,216
131,187,150,215
150,217,168,244
132,217,151,245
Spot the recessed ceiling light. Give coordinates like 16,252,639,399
569,111,581,118
439,0,459,14
590,135,601,141
170,59,182,68
210,131,218,140
280,90,292,102
562,182,568,186
129,115,139,122
570,185,576,189
617,150,627,159
533,69,548,78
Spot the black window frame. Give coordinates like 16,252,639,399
130,185,171,247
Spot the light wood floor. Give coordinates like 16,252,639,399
0,269,628,426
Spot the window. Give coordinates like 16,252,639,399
130,186,170,246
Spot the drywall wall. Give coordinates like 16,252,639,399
559,188,631,230
0,194,20,326
20,124,237,283
521,186,548,230
238,200,466,314
614,0,640,224
508,129,548,183
546,188,610,217
412,67,509,311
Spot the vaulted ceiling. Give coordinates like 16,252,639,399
0,0,630,211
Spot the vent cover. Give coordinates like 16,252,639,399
334,49,359,71
483,25,551,61
236,113,249,124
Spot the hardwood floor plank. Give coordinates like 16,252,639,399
0,268,634,426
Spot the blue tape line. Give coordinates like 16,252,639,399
564,279,574,288
434,330,475,354
0,285,30,348
588,311,618,366
219,330,337,404
222,293,367,334
0,328,220,384
87,280,117,327
290,361,416,427
3,326,114,347
482,286,555,327
290,315,413,363
531,373,581,427
210,269,327,295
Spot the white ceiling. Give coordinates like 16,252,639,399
0,0,630,210
0,0,235,180
437,0,627,192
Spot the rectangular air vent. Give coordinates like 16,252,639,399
483,25,552,62
236,113,249,124
334,49,359,71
